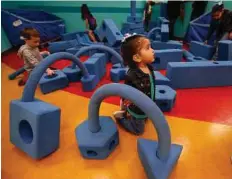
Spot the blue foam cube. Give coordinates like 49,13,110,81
62,66,82,82
39,70,69,94
161,24,169,42
190,41,216,60
10,99,60,159
110,67,127,82
156,85,176,112
138,138,183,179
153,49,182,70
218,40,232,61
166,61,232,89
75,116,119,159
81,75,99,91
91,53,107,78
84,56,103,81
154,71,170,86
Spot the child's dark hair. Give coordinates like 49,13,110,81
81,4,93,20
120,34,147,69
212,3,224,14
20,28,40,40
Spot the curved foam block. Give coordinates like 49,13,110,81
81,75,98,91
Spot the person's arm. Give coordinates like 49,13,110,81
205,20,217,43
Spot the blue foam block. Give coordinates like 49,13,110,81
218,40,232,61
190,41,216,60
84,56,103,81
95,27,105,42
75,116,119,159
158,17,169,27
161,24,169,42
39,70,69,94
183,50,194,59
61,31,84,41
110,67,127,82
131,28,145,34
62,66,82,82
81,75,99,91
152,49,182,70
154,71,170,86
138,138,183,179
127,16,142,23
10,99,60,159
155,85,176,112
122,22,143,30
91,53,107,78
186,56,208,62
151,41,182,50
166,61,232,89
65,47,80,55
48,40,78,53
102,19,123,47
8,67,26,80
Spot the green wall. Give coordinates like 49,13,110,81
2,1,232,52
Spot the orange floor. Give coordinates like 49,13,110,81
2,63,232,179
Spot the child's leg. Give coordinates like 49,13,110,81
117,114,146,136
88,30,97,42
18,71,30,86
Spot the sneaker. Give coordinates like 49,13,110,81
113,111,125,120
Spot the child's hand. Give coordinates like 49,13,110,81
46,68,55,76
229,32,232,40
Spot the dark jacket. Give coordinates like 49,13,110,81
124,64,156,116
206,9,232,41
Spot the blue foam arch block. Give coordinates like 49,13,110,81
154,71,170,86
161,24,169,42
10,99,60,159
75,116,119,159
155,85,176,112
138,138,183,179
39,70,69,94
166,61,232,89
190,41,215,60
62,66,82,82
153,49,183,70
218,40,232,61
151,41,182,50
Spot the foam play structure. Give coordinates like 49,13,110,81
9,52,90,159
190,41,215,60
166,61,232,89
153,49,183,70
75,83,183,178
218,40,232,61
183,49,208,62
64,45,124,83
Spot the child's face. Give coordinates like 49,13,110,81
135,38,155,64
25,36,40,48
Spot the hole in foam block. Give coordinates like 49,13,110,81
116,32,120,36
87,150,98,157
194,57,202,60
102,23,106,31
44,73,58,79
19,120,33,144
159,90,166,94
109,140,116,151
213,62,219,64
